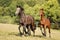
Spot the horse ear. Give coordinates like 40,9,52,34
16,5,20,8
20,6,24,11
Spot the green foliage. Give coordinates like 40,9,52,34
0,7,3,16
0,0,60,29
0,0,12,7
0,16,16,24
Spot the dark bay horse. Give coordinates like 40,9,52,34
15,5,36,36
39,8,51,37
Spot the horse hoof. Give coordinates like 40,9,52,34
20,33,23,36
25,32,28,34
42,33,46,36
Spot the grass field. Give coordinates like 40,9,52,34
0,23,60,40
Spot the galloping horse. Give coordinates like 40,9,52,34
15,5,36,36
39,8,51,37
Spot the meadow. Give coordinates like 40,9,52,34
0,23,60,40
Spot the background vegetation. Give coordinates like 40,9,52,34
0,0,60,29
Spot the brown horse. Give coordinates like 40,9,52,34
39,8,51,37
15,5,36,36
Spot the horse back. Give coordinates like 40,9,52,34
25,15,34,24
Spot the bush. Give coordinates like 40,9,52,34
0,16,16,24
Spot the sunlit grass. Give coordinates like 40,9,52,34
0,23,60,40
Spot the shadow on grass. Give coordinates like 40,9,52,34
32,35,44,38
8,32,21,37
8,32,30,37
8,32,44,38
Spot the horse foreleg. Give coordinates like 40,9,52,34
23,25,27,35
28,26,31,36
18,25,23,35
40,25,43,35
43,25,46,36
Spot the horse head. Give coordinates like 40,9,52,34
15,5,24,16
39,8,44,16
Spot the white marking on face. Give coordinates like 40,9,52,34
15,7,20,15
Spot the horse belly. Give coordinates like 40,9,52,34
26,15,33,24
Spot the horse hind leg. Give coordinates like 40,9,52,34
48,27,51,37
32,24,35,36
23,25,28,35
32,30,35,36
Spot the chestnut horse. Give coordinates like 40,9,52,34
39,8,51,37
15,5,36,36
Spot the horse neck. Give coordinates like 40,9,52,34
20,11,25,18
41,15,45,20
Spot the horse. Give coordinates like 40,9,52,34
15,5,36,36
39,8,51,37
